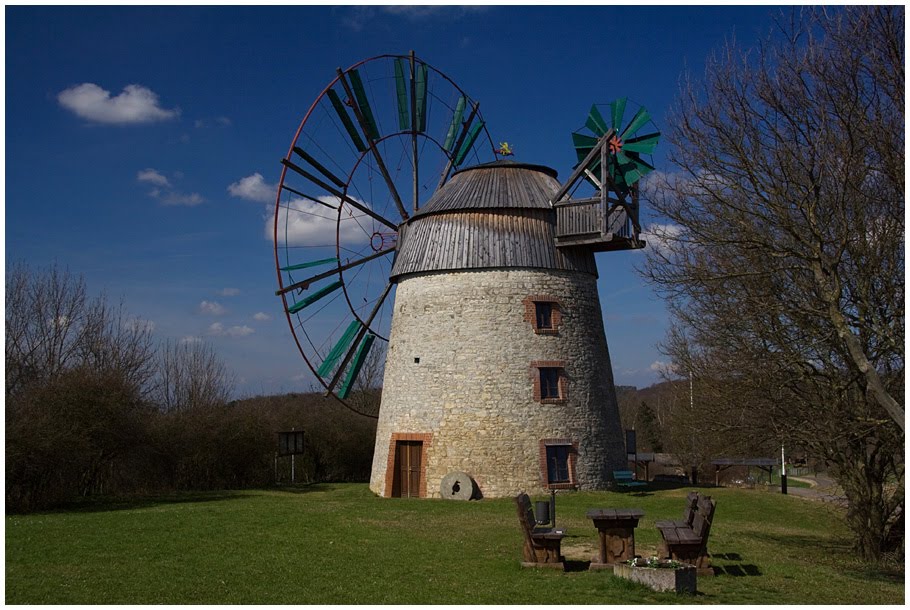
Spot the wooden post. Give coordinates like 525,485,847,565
550,489,556,528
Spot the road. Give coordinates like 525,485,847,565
786,473,848,506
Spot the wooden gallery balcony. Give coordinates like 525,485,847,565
554,197,645,252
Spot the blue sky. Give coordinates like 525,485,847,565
6,5,782,397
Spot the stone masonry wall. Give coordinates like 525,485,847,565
369,268,626,498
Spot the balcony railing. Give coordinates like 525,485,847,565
554,197,642,252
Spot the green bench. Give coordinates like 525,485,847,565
613,470,647,489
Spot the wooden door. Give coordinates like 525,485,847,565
392,440,422,498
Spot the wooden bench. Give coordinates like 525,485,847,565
655,491,699,529
656,494,717,576
613,470,647,489
515,493,565,569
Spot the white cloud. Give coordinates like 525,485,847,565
137,168,171,188
138,169,204,207
269,195,370,247
218,288,241,297
180,336,203,345
641,223,683,255
50,315,71,329
253,312,271,321
57,83,178,124
199,301,227,316
233,171,371,247
160,191,204,207
228,173,277,204
208,322,254,337
650,360,678,376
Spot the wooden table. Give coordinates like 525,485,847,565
586,508,645,569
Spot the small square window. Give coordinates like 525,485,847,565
535,302,553,330
546,445,571,484
539,367,561,399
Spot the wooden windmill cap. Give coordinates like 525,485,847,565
390,160,597,280
410,160,561,221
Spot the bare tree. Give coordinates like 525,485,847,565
5,263,156,510
155,340,234,412
6,262,156,398
643,7,903,559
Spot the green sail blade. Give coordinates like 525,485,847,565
454,120,484,165
326,89,366,152
443,96,466,151
280,257,339,272
415,62,428,133
287,280,342,314
317,320,362,378
349,69,380,140
337,334,376,399
394,59,410,130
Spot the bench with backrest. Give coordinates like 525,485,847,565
613,470,647,489
655,491,699,529
514,493,565,569
656,493,717,575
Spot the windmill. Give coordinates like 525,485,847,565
273,52,497,418
273,53,659,498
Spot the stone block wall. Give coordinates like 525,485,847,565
369,268,626,498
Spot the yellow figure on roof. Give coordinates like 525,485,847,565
497,142,514,156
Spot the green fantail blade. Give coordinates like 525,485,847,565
620,106,652,140
585,104,608,136
610,98,627,131
621,132,661,154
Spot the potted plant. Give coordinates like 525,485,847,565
613,556,697,594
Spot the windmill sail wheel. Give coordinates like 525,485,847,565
571,98,660,195
274,53,497,417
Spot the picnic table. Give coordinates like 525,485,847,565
586,507,645,568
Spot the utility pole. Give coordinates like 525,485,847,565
689,370,697,485
780,444,787,494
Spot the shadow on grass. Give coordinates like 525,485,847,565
275,482,350,495
853,563,904,584
713,552,743,560
564,559,592,572
27,483,341,515
41,491,255,514
714,564,763,577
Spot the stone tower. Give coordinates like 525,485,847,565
369,160,627,498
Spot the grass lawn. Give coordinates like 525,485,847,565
5,484,903,604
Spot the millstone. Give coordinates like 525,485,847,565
440,471,475,500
